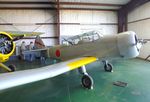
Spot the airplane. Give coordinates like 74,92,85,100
23,31,102,62
0,31,43,72
34,35,45,49
0,31,147,91
21,35,46,62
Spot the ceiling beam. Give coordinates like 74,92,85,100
0,7,118,11
0,1,121,11
0,1,56,5
60,2,122,7
0,1,122,7
60,8,117,11
120,0,149,13
118,0,149,33
0,7,56,10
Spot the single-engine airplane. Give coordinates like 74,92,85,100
0,31,147,90
0,31,43,72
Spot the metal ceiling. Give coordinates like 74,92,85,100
0,0,130,4
60,0,130,5
0,0,131,10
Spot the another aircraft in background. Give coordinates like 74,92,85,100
0,31,147,90
21,35,46,62
0,31,43,72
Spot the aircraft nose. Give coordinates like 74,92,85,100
117,31,140,58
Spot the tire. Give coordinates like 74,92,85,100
8,64,16,72
104,63,113,72
81,74,93,89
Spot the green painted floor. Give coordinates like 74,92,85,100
0,58,150,102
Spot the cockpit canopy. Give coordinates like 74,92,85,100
62,31,103,45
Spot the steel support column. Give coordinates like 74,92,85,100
118,0,149,33
56,0,60,44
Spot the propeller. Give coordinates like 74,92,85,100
138,39,150,44
133,35,142,52
0,34,13,54
134,34,150,52
0,32,26,55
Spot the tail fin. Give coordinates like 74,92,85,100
34,35,45,49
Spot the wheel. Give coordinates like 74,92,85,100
81,74,93,89
8,64,16,72
104,63,113,72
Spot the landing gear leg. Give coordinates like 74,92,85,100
78,66,94,89
0,63,16,72
102,60,113,72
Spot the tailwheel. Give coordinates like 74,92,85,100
81,74,93,89
8,64,16,72
104,63,113,72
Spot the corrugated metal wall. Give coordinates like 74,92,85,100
60,10,118,36
128,2,150,59
0,9,57,46
0,9,118,46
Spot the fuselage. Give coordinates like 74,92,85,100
48,31,140,61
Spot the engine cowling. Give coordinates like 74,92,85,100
0,32,15,62
117,31,140,58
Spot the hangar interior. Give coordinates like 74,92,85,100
0,0,150,102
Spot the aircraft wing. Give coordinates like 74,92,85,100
0,57,97,90
5,31,44,37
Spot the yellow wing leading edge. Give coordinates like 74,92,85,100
67,57,97,70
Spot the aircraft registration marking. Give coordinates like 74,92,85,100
67,57,97,70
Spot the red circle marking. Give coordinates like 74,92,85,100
55,49,60,57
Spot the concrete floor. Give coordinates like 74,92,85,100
0,58,150,102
